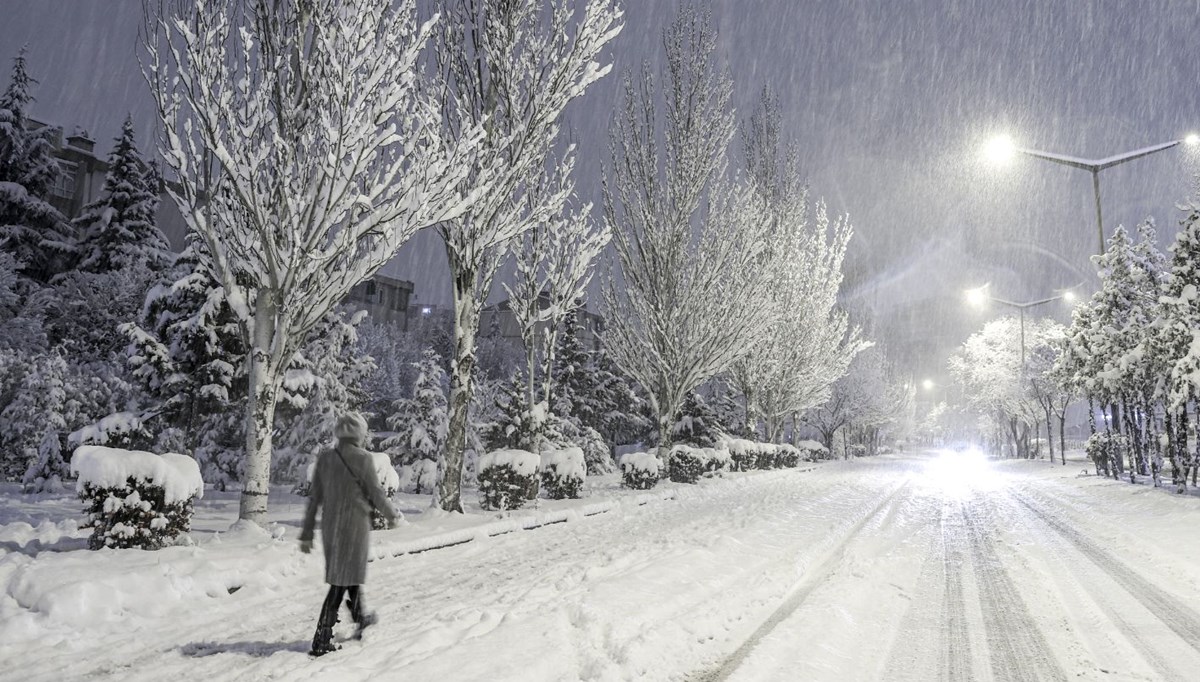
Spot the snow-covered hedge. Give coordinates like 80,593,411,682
795,440,830,461
777,444,800,468
478,449,540,510
539,447,586,499
721,438,758,471
399,458,439,495
71,446,203,550
668,445,730,484
620,451,660,490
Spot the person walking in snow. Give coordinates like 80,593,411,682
300,411,399,656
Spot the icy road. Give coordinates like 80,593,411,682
7,451,1200,681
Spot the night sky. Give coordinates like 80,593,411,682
5,0,1200,382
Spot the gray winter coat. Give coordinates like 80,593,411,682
300,441,397,586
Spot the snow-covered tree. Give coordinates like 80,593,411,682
603,6,776,457
0,250,49,352
504,191,609,416
729,88,866,442
949,317,1059,458
144,0,489,524
0,49,71,284
275,309,376,481
431,0,622,512
1155,203,1200,489
71,116,170,274
384,348,448,469
0,350,67,481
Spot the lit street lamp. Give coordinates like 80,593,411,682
983,134,1199,254
965,284,1077,367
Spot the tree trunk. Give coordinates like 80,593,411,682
1057,411,1066,466
440,260,481,513
1044,404,1054,463
239,295,281,526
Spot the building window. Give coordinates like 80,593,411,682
52,160,77,199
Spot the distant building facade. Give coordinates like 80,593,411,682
479,292,605,353
344,274,415,329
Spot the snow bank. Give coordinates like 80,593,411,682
71,446,204,503
479,449,539,476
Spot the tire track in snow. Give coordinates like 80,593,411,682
691,478,912,682
938,502,973,682
1013,492,1200,654
962,498,1067,682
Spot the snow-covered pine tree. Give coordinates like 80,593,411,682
432,0,622,512
602,6,775,457
0,350,67,482
118,232,247,485
384,349,448,494
72,115,170,274
146,0,490,524
0,50,71,284
551,310,595,425
1158,202,1200,489
275,309,376,481
672,392,721,448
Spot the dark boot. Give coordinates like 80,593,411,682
347,586,377,640
310,586,345,657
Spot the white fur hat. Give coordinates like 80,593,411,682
334,412,369,445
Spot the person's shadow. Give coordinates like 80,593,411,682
180,640,309,658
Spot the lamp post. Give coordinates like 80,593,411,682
984,134,1199,255
965,285,1077,368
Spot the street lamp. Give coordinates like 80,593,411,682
965,284,1077,367
983,134,1199,254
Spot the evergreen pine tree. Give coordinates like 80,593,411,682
672,391,722,447
0,350,67,481
275,309,376,480
384,348,448,467
0,49,70,283
551,310,596,425
72,116,170,273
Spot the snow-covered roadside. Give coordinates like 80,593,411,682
0,465,819,659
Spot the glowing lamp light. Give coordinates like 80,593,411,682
922,379,935,391
1063,291,1077,304
983,134,1018,165
965,287,989,307
1186,134,1200,146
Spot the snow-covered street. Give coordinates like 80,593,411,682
5,451,1200,681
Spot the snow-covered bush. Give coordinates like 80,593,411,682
795,440,829,462
539,447,586,500
369,451,399,530
71,446,203,550
478,449,540,511
620,451,660,490
754,443,778,470
847,444,868,458
399,458,439,495
721,438,758,471
777,444,800,468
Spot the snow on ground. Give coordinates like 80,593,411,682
1,451,1199,681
